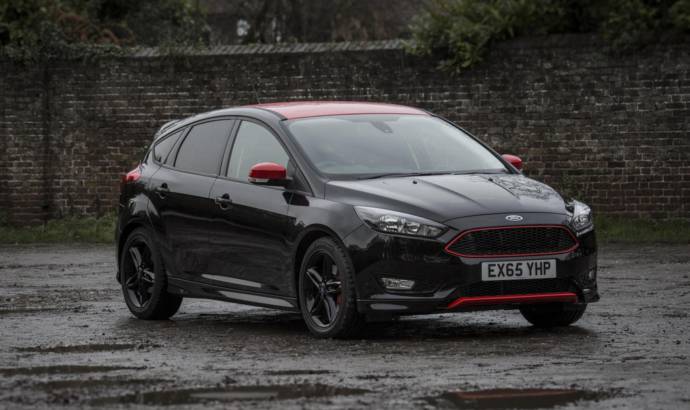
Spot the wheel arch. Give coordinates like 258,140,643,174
116,218,150,282
292,225,347,296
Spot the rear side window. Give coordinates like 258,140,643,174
227,121,289,180
174,120,234,175
152,129,183,164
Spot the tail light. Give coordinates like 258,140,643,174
121,165,141,188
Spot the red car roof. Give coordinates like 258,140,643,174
249,101,429,120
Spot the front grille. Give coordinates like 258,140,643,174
457,278,575,297
445,225,577,257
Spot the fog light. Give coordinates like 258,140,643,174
381,277,415,290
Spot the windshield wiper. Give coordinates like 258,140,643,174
451,169,509,175
357,171,453,180
357,169,509,180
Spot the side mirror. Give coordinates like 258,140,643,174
501,154,523,171
248,162,289,186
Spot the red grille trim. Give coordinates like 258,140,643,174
444,224,579,258
447,292,578,309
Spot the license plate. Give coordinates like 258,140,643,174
481,259,556,281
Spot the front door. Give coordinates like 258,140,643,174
205,120,293,296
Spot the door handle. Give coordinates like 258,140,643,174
155,183,170,198
214,193,232,209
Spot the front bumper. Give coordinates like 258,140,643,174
345,213,599,316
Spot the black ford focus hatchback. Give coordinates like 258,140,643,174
117,102,598,338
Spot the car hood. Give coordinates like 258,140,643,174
326,174,568,223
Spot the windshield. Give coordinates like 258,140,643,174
287,114,509,179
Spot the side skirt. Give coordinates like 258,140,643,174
168,277,299,312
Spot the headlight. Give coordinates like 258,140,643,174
354,206,447,238
569,200,593,234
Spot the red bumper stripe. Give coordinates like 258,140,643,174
446,292,578,309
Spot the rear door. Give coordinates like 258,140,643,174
148,119,235,281
205,120,294,296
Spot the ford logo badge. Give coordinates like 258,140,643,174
505,215,524,222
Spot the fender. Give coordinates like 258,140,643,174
287,222,362,298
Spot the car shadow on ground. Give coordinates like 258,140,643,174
113,308,597,345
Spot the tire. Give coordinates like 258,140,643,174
298,237,364,338
519,302,587,328
120,227,182,320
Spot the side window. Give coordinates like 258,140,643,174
227,121,289,180
152,129,183,164
174,120,234,175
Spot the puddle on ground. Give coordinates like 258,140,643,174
16,344,139,353
264,369,332,376
425,388,611,409
33,378,168,391
0,365,141,376
356,374,415,380
92,384,369,405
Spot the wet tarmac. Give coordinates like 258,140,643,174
0,244,689,409
92,384,370,406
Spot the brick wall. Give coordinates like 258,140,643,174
1,35,689,225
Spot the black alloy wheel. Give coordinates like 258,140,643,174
303,252,343,327
123,240,155,308
120,228,182,320
298,237,363,338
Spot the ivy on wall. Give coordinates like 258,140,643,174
407,0,690,72
0,0,208,61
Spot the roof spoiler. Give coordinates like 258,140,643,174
153,119,181,140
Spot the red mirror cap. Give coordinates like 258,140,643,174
248,162,287,181
501,154,523,170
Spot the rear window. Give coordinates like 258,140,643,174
174,120,234,175
152,129,183,164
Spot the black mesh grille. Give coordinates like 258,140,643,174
458,278,574,297
447,226,577,257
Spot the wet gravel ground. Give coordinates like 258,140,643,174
0,244,689,409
